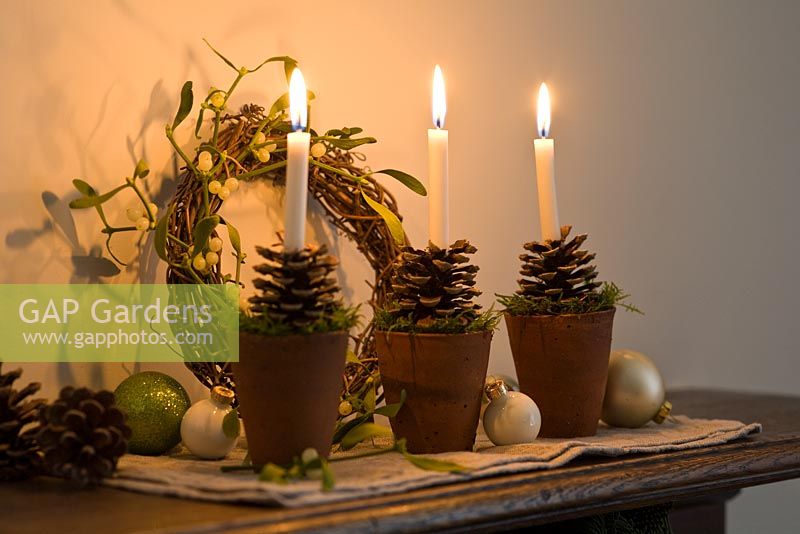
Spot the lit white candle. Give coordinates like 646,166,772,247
428,65,449,248
284,68,310,252
534,83,560,242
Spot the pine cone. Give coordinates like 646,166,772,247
0,364,44,482
517,225,600,300
249,243,342,328
389,240,482,325
36,386,131,487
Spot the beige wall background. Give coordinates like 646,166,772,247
1,0,798,530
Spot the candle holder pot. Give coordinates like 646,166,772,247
499,225,637,438
233,331,348,468
375,330,493,453
505,309,615,438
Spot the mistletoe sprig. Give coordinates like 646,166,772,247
68,40,425,289
222,390,467,491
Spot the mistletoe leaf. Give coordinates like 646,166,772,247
248,55,298,80
72,179,97,196
153,205,172,262
320,457,335,492
221,217,242,256
340,422,393,451
332,413,369,446
375,169,427,196
363,383,376,413
172,81,194,129
323,136,377,151
361,191,405,246
222,409,240,439
203,38,237,71
194,107,206,139
269,90,316,117
375,389,407,418
402,452,469,473
191,215,220,258
69,184,127,209
259,463,288,484
394,439,469,473
345,350,360,365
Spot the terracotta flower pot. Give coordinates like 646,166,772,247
375,330,493,454
505,308,616,438
233,331,348,467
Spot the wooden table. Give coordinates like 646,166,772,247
3,389,799,533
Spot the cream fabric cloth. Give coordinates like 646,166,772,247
104,416,760,508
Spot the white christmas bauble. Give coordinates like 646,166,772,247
483,380,541,446
180,386,239,459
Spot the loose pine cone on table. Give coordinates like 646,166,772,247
0,364,44,482
36,386,131,487
249,243,342,328
388,240,482,326
517,225,600,300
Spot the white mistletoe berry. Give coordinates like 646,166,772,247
224,177,239,193
126,207,143,222
205,251,219,266
217,186,231,200
255,148,270,163
253,131,266,146
209,91,225,109
135,217,150,231
192,255,207,271
338,400,353,416
208,180,222,194
209,237,223,252
310,142,326,158
197,151,213,172
301,448,319,465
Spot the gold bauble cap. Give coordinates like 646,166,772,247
652,400,673,424
485,379,509,402
211,385,235,406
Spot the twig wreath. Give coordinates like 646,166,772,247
69,41,425,421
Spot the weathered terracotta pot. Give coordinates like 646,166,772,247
233,331,348,467
375,330,493,454
505,308,616,438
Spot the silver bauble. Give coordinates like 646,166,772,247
601,349,670,428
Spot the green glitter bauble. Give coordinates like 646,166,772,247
114,371,190,455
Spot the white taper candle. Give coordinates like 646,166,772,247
428,65,449,248
284,68,310,252
534,83,560,241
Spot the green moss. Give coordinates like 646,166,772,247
498,282,642,317
239,305,360,337
374,307,501,335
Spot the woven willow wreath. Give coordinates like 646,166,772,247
69,42,425,420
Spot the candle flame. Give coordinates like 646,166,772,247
537,83,551,138
432,65,446,129
289,68,307,131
